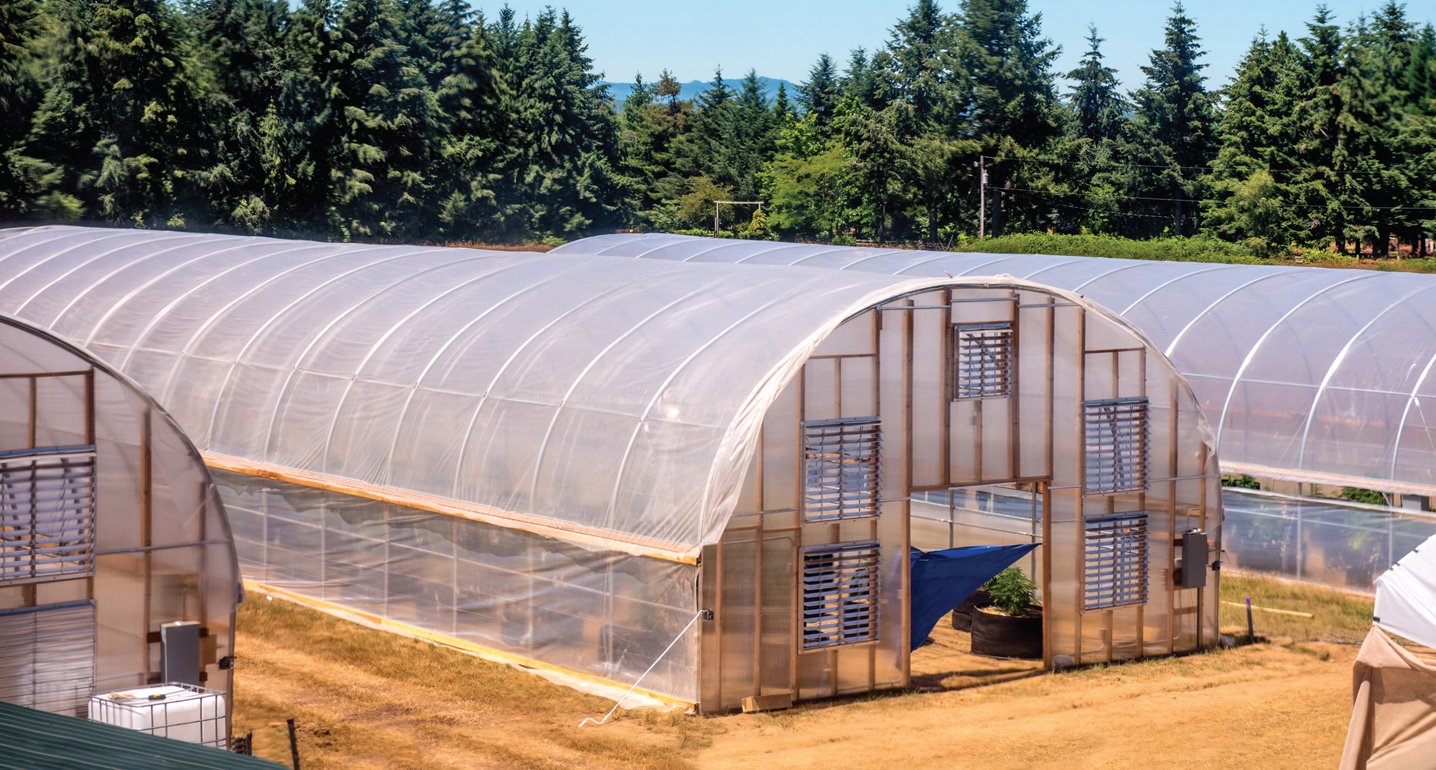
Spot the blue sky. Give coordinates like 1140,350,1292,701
486,0,1433,93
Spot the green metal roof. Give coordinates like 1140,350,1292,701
0,700,283,770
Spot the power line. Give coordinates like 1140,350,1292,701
982,154,1417,178
1001,185,1436,212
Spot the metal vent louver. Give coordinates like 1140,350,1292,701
800,541,881,651
953,322,1014,399
802,417,881,522
1083,397,1149,494
1084,513,1150,610
0,447,97,585
0,600,96,716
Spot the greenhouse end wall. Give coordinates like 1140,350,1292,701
0,315,241,720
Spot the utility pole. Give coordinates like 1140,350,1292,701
713,201,764,237
977,156,987,239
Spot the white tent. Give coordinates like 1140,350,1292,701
1374,534,1436,649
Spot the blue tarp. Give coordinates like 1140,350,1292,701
908,544,1040,651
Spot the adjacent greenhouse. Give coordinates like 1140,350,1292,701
0,312,241,720
558,234,1436,501
0,226,1222,712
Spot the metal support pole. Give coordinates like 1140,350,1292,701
978,156,987,239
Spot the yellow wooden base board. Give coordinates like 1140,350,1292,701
242,580,693,708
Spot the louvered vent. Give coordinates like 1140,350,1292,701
1083,397,1149,494
1084,513,1150,610
953,322,1014,399
0,600,96,717
800,541,881,651
0,447,97,585
802,417,881,522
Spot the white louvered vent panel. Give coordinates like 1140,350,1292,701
0,600,96,717
800,541,881,651
953,322,1014,400
1083,398,1149,494
0,447,97,585
1084,513,1150,611
802,418,881,522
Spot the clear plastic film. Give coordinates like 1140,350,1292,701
559,234,1436,497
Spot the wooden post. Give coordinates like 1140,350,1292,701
1166,382,1179,656
901,299,914,688
1041,481,1053,667
714,530,725,710
1009,290,1021,480
791,366,805,698
27,376,36,449
1044,298,1055,479
942,292,952,487
141,409,153,684
84,369,95,445
1074,309,1086,666
753,515,763,699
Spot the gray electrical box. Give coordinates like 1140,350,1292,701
161,621,202,686
1179,529,1207,589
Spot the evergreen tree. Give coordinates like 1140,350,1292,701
1130,2,1216,236
0,0,43,217
500,9,621,236
881,0,949,126
1205,30,1302,253
798,54,840,133
1066,25,1126,144
1285,6,1349,250
189,0,288,229
952,0,1062,235
24,0,211,224
842,47,884,110
710,69,773,201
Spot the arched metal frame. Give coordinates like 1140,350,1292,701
559,234,1436,497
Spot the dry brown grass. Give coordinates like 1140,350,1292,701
232,597,695,769
233,575,1374,769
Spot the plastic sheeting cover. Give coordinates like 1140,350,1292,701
1374,533,1436,650
0,226,1039,555
557,234,1436,497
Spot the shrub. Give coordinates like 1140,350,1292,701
983,567,1037,617
1222,474,1261,489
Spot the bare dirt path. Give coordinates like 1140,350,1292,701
692,619,1354,770
233,577,1370,769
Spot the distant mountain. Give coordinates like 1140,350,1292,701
601,77,798,107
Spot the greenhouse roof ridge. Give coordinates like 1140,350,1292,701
556,233,1436,497
0,226,1204,557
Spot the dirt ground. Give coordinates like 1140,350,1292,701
232,577,1370,770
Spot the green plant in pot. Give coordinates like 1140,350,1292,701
983,567,1038,617
970,567,1043,659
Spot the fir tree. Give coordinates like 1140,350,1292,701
1066,25,1126,144
1131,2,1216,235
798,54,840,133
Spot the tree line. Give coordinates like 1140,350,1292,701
1,0,1433,255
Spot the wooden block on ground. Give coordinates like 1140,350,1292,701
741,692,793,713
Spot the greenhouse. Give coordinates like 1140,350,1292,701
0,226,1221,712
0,312,241,720
558,234,1436,502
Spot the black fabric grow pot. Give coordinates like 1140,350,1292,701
970,606,1043,659
949,589,992,631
